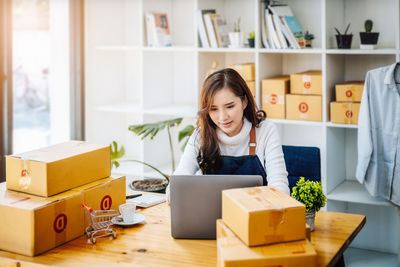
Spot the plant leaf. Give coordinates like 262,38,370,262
128,118,183,141
178,125,195,142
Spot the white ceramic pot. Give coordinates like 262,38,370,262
228,32,244,48
306,210,316,231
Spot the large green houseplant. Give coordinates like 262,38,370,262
291,177,326,231
111,118,195,192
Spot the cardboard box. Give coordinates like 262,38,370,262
246,81,255,98
335,81,364,102
217,220,316,267
0,183,84,256
261,76,290,119
72,176,126,226
290,70,322,95
228,63,255,81
222,186,306,246
286,94,322,121
330,102,360,124
6,140,111,197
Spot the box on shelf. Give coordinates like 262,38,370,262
72,176,126,226
335,81,364,102
330,102,360,124
228,63,255,81
290,70,322,95
261,76,290,119
217,220,316,267
222,186,305,246
6,140,111,197
246,81,255,98
286,94,322,121
0,183,84,256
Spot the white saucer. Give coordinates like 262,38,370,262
111,214,145,226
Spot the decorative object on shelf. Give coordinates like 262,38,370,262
334,23,352,49
110,118,195,193
359,19,379,49
304,31,314,48
228,17,244,48
291,177,326,231
248,31,255,48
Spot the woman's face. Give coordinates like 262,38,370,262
208,87,247,137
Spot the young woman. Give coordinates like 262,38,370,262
167,68,289,200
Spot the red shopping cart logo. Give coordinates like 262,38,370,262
346,90,352,97
304,82,311,89
346,110,353,118
21,169,28,177
270,94,278,104
53,214,67,233
299,102,309,113
100,195,112,210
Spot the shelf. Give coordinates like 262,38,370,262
143,46,195,52
327,180,394,207
344,247,398,267
326,48,398,55
144,104,198,117
326,122,358,129
198,47,255,53
268,118,323,127
96,102,141,113
259,48,323,54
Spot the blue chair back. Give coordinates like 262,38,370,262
282,145,321,194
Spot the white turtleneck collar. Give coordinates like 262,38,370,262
217,118,252,146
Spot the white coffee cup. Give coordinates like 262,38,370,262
119,203,136,223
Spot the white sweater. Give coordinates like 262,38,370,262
167,118,290,201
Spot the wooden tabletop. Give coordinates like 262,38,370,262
0,202,365,267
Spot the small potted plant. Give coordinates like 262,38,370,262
335,23,352,49
291,177,326,231
229,17,244,48
248,31,255,48
359,19,379,49
304,31,314,48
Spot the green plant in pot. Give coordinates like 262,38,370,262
248,31,255,48
359,19,379,49
111,118,195,193
291,177,326,231
304,31,314,48
335,23,352,49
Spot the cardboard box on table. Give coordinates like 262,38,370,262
228,63,255,81
246,81,255,98
222,186,306,247
0,183,84,256
335,81,364,102
261,76,290,119
286,94,322,121
72,176,126,226
216,219,316,267
290,70,322,95
330,102,361,124
6,140,110,197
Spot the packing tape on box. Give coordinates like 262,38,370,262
346,103,352,124
54,200,67,245
19,158,32,190
302,74,312,93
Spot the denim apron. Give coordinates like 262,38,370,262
209,127,268,186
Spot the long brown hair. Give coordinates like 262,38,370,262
197,68,266,173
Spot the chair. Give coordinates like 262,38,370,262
282,145,321,194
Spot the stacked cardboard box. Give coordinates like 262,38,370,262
0,141,126,256
218,186,317,267
228,63,256,99
261,76,290,119
331,81,364,124
287,70,322,121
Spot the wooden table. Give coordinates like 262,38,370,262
0,202,365,267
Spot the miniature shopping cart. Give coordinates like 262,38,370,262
81,202,119,244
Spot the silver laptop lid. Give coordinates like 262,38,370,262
170,175,263,239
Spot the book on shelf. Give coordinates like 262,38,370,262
197,9,216,48
145,12,172,47
269,5,298,49
266,11,281,49
260,1,269,48
272,12,289,49
210,14,229,48
203,13,219,48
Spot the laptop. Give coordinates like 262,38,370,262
170,175,263,239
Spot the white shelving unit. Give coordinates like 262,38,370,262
85,0,400,265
